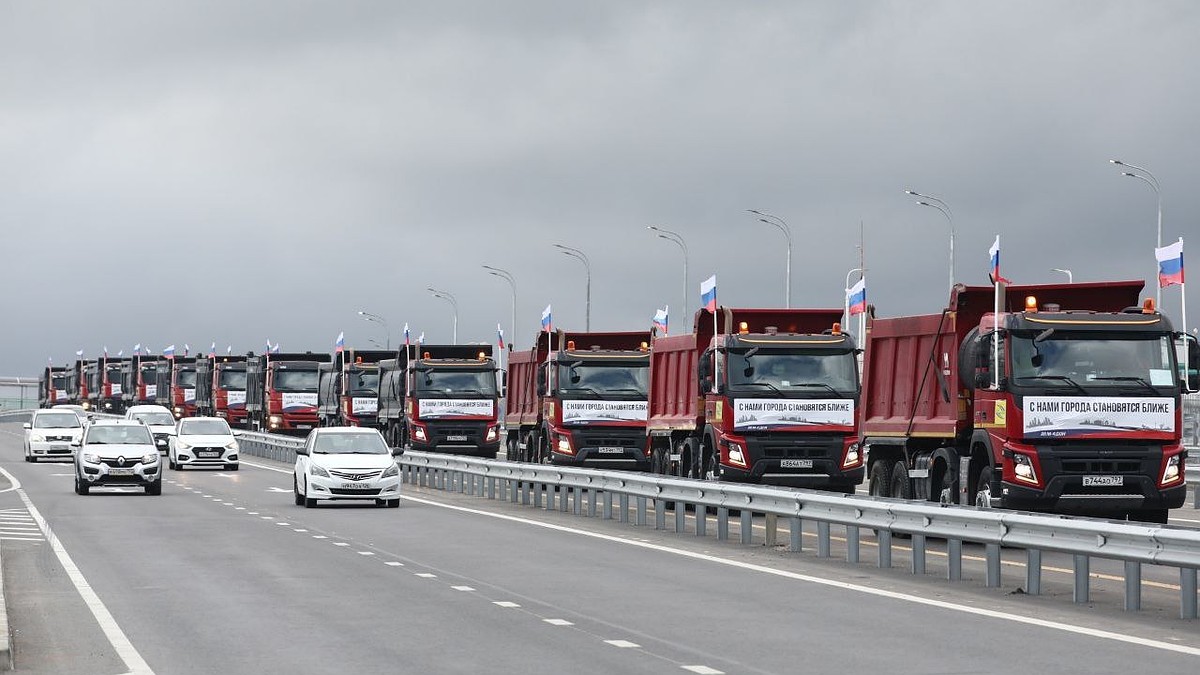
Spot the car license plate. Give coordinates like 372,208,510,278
781,459,814,469
446,435,468,442
51,444,68,451
198,451,220,458
1083,475,1123,487
297,425,312,430
108,467,135,476
341,482,368,489
597,447,625,454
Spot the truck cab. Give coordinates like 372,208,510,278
246,352,330,434
315,349,390,430
39,367,69,408
86,358,129,414
121,357,164,409
199,356,248,428
405,345,501,457
169,358,199,419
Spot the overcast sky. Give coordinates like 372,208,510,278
2,1,1197,375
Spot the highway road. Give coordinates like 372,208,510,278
0,420,1198,674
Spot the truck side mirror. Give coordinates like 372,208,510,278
1183,334,1200,393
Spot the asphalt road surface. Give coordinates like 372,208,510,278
0,421,1197,674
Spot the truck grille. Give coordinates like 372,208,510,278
752,435,842,460
572,428,642,448
1060,459,1143,474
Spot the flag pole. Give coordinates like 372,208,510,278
1179,237,1187,338
993,238,1001,390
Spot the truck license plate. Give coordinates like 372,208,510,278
446,435,467,442
108,467,135,476
1083,475,1124,487
781,459,814,469
597,447,624,454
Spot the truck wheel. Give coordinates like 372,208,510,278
890,462,912,500
974,466,995,508
506,434,519,461
868,459,894,498
678,439,698,478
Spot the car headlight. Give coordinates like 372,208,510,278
30,434,45,442
382,463,399,478
83,453,100,464
310,464,330,478
177,441,192,450
142,452,159,464
225,441,238,450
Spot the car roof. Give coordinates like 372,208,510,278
90,419,146,427
33,409,79,417
52,404,84,410
127,405,172,414
310,426,381,435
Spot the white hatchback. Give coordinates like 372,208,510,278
293,427,402,508
169,417,239,471
24,410,84,461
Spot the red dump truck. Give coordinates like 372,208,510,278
167,357,198,419
405,345,501,456
39,366,69,408
196,355,248,428
860,280,1200,522
505,330,651,469
315,348,391,429
647,307,863,490
86,357,129,414
246,351,331,433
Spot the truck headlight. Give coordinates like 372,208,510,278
727,442,748,468
382,464,399,478
842,442,862,468
269,415,283,428
485,426,499,442
1013,453,1038,484
556,435,573,455
1161,454,1182,486
310,464,330,478
413,427,427,442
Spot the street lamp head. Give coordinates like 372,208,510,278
905,189,918,196
1110,159,1123,166
1122,172,1137,178
747,209,763,215
917,201,932,207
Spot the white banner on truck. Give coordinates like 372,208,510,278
282,393,318,411
145,385,157,399
226,390,246,407
418,399,494,418
1023,396,1175,438
184,388,196,403
562,400,647,424
352,397,377,415
733,398,855,430
55,389,66,400
110,383,122,396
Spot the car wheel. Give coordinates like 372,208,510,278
168,458,178,470
388,498,400,508
375,498,387,507
225,464,239,471
303,479,317,508
145,480,162,496
293,476,304,506
74,475,89,495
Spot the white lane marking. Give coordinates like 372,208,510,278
543,619,574,626
312,535,327,539
0,536,45,542
401,494,1200,657
682,666,724,674
494,601,520,608
0,465,155,674
222,502,233,506
451,585,475,592
415,573,437,578
605,640,640,648
293,529,308,533
333,542,349,547
260,516,273,520
202,495,211,498
235,507,246,511
248,512,259,515
266,488,290,493
385,562,404,567
358,551,375,556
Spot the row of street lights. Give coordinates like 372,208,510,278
360,159,1166,346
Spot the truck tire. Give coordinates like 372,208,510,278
974,466,995,508
506,434,519,461
679,438,698,478
890,462,912,500
868,459,894,498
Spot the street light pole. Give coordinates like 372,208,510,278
427,287,459,345
482,265,517,350
648,225,689,320
1110,159,1163,306
906,190,955,293
748,210,793,308
356,310,390,349
553,244,591,331
1051,268,1073,284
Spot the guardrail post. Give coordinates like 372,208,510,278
572,488,581,515
846,525,860,563
1073,555,1090,603
544,484,554,511
561,487,570,513
717,507,729,541
588,489,597,517
788,517,802,552
817,521,831,558
986,544,1002,588
1124,561,1141,611
488,477,496,500
636,496,647,526
948,539,962,581
1182,568,1198,619
603,492,613,520
911,534,925,575
655,498,666,530
619,494,630,523
1026,550,1042,595
521,481,531,505
740,510,753,545
696,506,707,537
765,514,777,547
878,530,891,569
676,501,687,534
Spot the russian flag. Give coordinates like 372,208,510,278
75,349,83,357
652,306,668,334
163,345,176,359
700,275,717,312
541,304,553,333
183,344,190,357
271,343,280,354
209,342,216,358
1156,239,1185,288
226,345,232,356
848,278,867,316
403,322,410,346
265,338,272,353
497,323,505,349
417,332,424,347
133,343,141,356
335,331,345,353
988,235,1011,284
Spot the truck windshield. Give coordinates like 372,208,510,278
1010,333,1175,390
728,350,858,396
345,370,380,395
140,366,157,383
273,369,319,392
218,369,247,390
52,376,67,388
105,365,122,382
177,369,196,387
557,363,649,398
414,369,497,397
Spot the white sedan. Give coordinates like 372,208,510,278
293,427,402,508
169,417,239,471
24,410,84,461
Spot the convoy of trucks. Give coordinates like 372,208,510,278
246,352,331,434
860,280,1199,522
505,330,651,469
647,308,863,490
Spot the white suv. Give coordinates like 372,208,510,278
125,404,177,455
170,417,239,471
24,410,84,461
74,420,162,495
293,427,402,508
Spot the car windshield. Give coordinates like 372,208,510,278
87,425,153,445
273,369,319,392
311,432,389,455
414,369,497,396
218,368,247,389
728,349,859,395
1010,333,1175,389
133,412,176,426
556,363,649,397
34,413,80,429
345,370,380,395
179,419,232,436
177,369,196,387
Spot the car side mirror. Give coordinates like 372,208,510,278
22,423,30,430
70,440,81,447
295,447,308,456
392,447,405,457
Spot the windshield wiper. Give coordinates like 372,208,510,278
1091,376,1160,394
561,386,602,398
792,382,844,396
738,381,784,396
1014,375,1088,394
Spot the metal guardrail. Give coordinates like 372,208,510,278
234,431,1200,620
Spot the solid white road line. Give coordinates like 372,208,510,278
0,466,154,675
